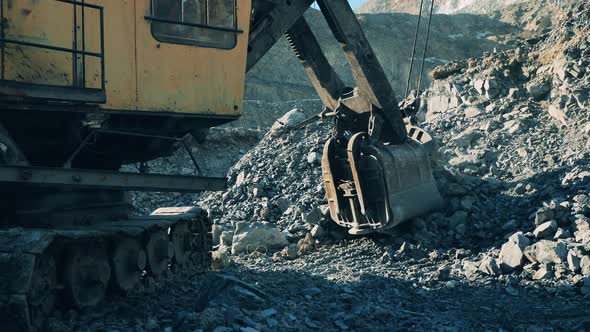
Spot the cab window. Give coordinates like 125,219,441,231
151,0,237,49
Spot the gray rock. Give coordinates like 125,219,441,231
464,106,484,118
473,79,485,95
524,240,567,265
270,109,307,132
307,151,321,165
548,105,568,126
527,78,551,100
220,231,234,247
479,256,501,276
535,207,554,226
305,207,323,225
533,220,558,239
568,250,581,273
451,129,481,147
275,197,291,214
499,232,530,272
532,266,553,280
581,256,590,277
507,88,520,100
231,222,289,255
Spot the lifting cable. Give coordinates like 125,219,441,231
416,0,436,96
404,0,426,99
404,0,436,99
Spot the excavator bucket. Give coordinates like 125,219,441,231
322,125,443,235
283,0,443,234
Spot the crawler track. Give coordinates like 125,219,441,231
0,207,212,332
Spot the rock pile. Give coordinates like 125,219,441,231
197,1,590,284
198,109,338,261
419,0,590,288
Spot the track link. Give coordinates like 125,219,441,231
0,207,212,332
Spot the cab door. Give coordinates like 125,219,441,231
134,0,251,116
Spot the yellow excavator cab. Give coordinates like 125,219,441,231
1,0,251,116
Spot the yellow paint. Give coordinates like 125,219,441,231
2,0,251,116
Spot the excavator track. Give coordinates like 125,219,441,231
0,207,212,332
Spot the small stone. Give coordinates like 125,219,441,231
581,256,590,276
548,105,568,126
473,79,485,95
479,256,501,276
212,250,231,269
275,197,291,213
499,232,530,272
507,88,520,100
310,224,325,238
524,240,567,265
533,220,558,239
305,207,323,225
527,78,551,100
535,207,554,226
568,251,581,273
452,129,481,147
260,308,278,318
280,244,298,260
554,228,571,239
297,233,316,255
532,266,553,280
271,109,307,132
505,285,519,296
465,106,484,118
307,151,321,165
252,187,264,198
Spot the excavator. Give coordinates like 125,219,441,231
0,0,441,330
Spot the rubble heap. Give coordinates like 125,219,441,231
197,0,590,288
419,0,590,287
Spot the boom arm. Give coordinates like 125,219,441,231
247,0,441,234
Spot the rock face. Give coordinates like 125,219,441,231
357,0,529,15
246,9,515,102
231,222,289,255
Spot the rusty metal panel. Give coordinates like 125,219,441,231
2,0,78,86
85,0,138,109
134,0,251,116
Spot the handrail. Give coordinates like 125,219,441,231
0,0,105,93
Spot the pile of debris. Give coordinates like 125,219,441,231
195,0,590,290
419,0,590,288
197,110,336,259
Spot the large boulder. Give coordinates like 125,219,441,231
499,232,530,272
270,109,307,132
524,240,568,265
231,222,289,255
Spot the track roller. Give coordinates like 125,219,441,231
64,246,111,308
110,238,146,292
145,230,173,276
171,222,192,267
28,254,57,329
